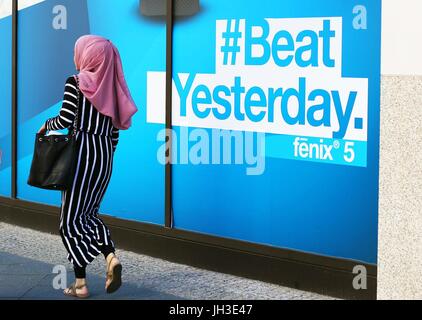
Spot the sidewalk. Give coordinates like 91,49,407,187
0,222,332,300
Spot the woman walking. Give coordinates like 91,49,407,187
38,35,138,298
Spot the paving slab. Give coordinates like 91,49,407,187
0,222,333,300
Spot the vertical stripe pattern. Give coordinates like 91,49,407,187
45,76,118,268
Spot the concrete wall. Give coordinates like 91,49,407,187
377,0,422,300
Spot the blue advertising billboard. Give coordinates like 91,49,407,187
149,0,380,263
3,0,380,264
15,0,166,225
0,0,12,197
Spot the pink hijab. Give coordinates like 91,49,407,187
74,35,138,130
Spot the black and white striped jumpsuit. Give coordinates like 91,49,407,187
45,76,119,277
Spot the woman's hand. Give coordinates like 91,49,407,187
38,123,47,135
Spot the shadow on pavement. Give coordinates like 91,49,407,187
0,251,184,300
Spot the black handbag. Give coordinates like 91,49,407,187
27,76,80,191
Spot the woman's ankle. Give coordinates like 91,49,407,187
75,278,86,287
105,252,115,263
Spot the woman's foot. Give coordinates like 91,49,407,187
63,279,90,298
105,253,122,294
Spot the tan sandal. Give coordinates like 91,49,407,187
63,282,90,299
105,256,122,294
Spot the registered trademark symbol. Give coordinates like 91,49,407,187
333,140,340,149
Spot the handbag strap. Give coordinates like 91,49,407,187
71,75,81,137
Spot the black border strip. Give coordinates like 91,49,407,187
0,196,377,299
164,0,174,228
11,0,18,199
